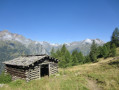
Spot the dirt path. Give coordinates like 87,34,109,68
86,78,102,90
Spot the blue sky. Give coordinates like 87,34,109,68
0,0,119,44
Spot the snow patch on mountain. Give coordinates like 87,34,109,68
50,43,59,46
84,38,93,44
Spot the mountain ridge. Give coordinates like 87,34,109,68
0,30,105,55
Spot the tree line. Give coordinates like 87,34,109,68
50,27,119,68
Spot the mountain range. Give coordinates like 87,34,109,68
0,30,105,73
0,30,105,55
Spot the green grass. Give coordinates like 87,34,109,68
0,57,119,90
86,59,119,90
0,72,12,84
0,73,88,90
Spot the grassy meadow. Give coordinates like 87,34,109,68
0,56,119,90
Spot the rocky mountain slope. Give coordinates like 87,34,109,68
0,30,105,55
0,30,48,54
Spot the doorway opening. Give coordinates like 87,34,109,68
40,64,49,77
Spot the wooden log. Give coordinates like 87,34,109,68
29,70,39,73
6,67,25,72
7,70,25,75
29,73,39,76
30,76,39,79
6,69,25,75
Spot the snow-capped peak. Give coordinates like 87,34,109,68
82,38,104,45
83,38,93,44
50,43,59,46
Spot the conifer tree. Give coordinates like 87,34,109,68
50,47,55,57
71,50,79,65
65,50,72,67
78,52,84,63
84,55,91,63
57,44,72,68
89,41,98,62
55,49,61,58
110,43,116,57
102,45,109,58
61,44,67,55
97,46,103,58
111,28,119,47
106,42,111,54
102,42,111,58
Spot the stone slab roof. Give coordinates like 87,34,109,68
3,55,59,67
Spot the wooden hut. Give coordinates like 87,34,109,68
3,54,59,81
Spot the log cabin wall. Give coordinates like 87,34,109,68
49,63,58,75
25,65,40,81
5,65,26,80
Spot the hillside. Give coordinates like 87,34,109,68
0,56,119,90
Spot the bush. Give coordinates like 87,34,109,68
0,72,12,83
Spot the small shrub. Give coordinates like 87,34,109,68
0,72,12,84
